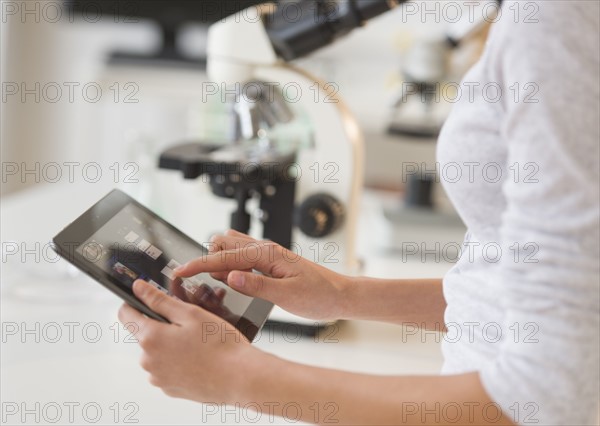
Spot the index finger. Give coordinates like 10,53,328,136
174,241,286,278
207,233,257,254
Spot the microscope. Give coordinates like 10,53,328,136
159,0,403,329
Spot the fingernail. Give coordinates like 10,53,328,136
173,265,185,274
229,271,245,289
133,280,147,295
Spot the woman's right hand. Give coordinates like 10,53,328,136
173,229,351,321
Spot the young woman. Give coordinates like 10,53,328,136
118,2,599,424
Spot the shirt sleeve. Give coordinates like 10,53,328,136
478,2,600,425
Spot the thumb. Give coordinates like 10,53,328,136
132,280,188,323
227,271,284,303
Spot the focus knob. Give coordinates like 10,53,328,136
295,193,345,238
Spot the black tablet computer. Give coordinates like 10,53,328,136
52,189,272,341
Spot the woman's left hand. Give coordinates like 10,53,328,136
117,279,259,403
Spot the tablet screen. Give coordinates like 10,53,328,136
75,201,255,328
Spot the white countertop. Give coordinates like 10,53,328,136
1,182,458,425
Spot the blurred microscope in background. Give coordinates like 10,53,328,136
380,5,494,252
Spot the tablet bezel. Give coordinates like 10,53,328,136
52,189,273,341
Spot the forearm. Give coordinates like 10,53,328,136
233,350,513,425
338,277,446,330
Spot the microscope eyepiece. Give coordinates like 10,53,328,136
264,0,401,61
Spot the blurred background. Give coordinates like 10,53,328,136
2,0,493,195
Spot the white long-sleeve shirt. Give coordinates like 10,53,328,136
437,1,600,424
